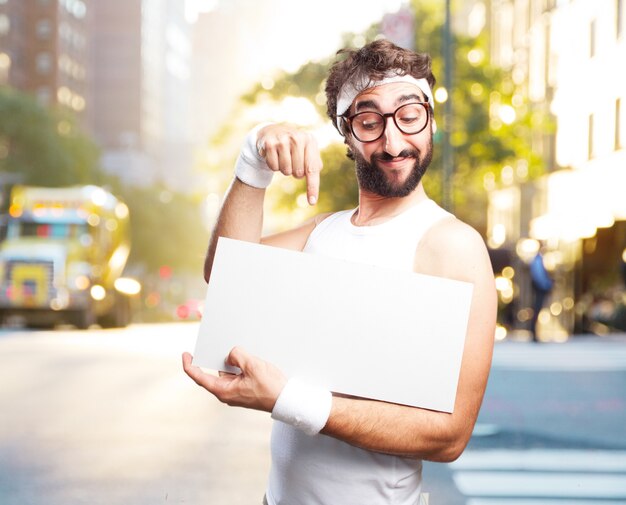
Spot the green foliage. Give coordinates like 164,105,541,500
0,86,209,285
217,2,553,233
105,180,208,274
273,142,358,213
242,60,331,117
0,86,100,187
409,0,552,231
317,144,359,212
0,86,206,276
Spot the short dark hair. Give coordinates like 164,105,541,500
325,39,436,134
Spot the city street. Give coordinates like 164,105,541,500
424,337,626,504
1,323,625,505
0,323,272,505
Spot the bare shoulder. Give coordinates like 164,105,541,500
434,216,488,255
313,212,334,226
415,216,492,283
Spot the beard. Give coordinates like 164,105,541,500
353,138,433,198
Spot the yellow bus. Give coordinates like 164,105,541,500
0,185,140,328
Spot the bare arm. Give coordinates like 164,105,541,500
203,179,264,283
322,221,497,462
185,218,496,463
203,123,323,283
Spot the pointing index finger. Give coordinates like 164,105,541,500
304,143,322,205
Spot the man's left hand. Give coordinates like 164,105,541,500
182,347,287,412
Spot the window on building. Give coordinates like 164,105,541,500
36,19,52,40
37,86,52,106
73,1,87,19
0,52,10,84
590,19,596,58
57,86,71,105
0,14,10,36
588,113,595,159
61,0,87,19
35,52,52,74
59,22,70,41
617,98,623,150
72,32,85,50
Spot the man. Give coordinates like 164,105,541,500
183,39,496,504
529,248,553,342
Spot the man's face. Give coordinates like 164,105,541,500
346,82,434,198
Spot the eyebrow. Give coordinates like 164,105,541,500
354,93,426,113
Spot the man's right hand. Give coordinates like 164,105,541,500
257,123,323,205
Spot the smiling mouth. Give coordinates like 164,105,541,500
378,156,414,168
373,149,419,165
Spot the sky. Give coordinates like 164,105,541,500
188,0,407,74
187,0,410,142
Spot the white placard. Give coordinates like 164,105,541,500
193,237,473,412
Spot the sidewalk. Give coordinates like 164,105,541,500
492,332,626,371
503,329,626,344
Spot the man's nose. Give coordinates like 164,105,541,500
382,117,405,157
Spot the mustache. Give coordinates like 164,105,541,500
371,149,420,162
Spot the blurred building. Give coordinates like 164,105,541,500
189,0,300,145
191,3,249,146
487,0,626,339
92,0,194,190
0,0,196,191
0,0,91,124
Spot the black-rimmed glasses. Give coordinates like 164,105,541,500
340,102,430,143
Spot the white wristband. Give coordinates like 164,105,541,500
234,123,274,189
271,378,332,436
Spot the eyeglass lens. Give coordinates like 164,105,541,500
350,103,428,142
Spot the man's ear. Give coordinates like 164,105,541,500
431,118,437,134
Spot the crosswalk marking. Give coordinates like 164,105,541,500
453,471,626,499
451,449,626,472
450,449,626,503
466,499,622,505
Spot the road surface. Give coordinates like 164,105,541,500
1,324,625,504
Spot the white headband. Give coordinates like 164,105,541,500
336,74,434,116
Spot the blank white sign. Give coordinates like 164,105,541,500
193,237,473,413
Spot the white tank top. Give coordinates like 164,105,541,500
266,198,453,505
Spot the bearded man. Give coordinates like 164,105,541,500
183,39,497,505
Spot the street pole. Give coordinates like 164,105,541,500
442,0,454,212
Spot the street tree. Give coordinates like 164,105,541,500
0,86,100,189
0,87,206,280
106,181,208,275
234,2,551,233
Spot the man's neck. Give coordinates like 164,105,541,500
352,183,428,226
